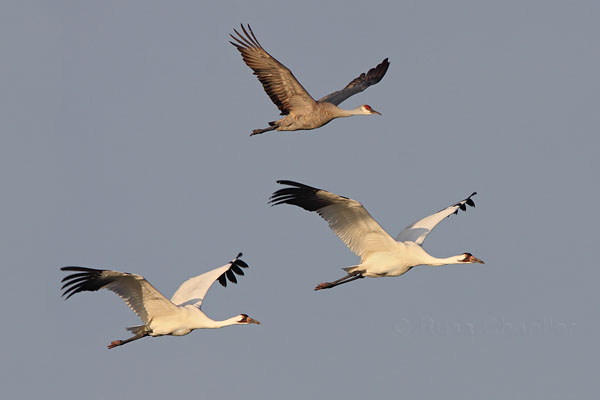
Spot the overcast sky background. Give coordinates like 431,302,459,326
2,1,599,399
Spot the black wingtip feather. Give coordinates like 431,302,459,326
451,192,478,216
60,266,109,300
465,193,477,207
225,269,237,284
274,180,320,191
217,254,250,288
269,180,332,212
60,272,90,283
234,259,249,269
231,264,244,275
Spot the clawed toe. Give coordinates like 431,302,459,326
107,340,121,349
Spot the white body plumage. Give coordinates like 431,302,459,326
270,181,484,290
61,253,260,348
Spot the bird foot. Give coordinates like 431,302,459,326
314,282,333,291
250,130,262,136
107,340,122,349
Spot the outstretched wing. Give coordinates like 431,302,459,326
396,192,477,245
318,58,389,106
60,267,179,324
230,24,316,115
170,253,249,308
270,180,397,262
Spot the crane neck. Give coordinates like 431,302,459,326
335,106,367,117
182,306,243,329
423,254,467,267
201,315,243,329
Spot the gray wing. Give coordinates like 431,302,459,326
396,192,477,245
61,267,179,324
230,24,316,115
318,58,389,106
270,180,398,262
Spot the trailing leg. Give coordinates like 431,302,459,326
314,271,364,291
250,122,278,136
107,330,149,349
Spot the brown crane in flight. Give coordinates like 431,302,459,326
230,24,389,136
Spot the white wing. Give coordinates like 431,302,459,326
396,192,477,245
270,181,398,262
170,254,249,308
318,58,389,106
61,267,179,324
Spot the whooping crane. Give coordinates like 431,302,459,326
60,253,260,349
230,24,389,136
269,181,484,291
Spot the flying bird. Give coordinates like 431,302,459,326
230,24,389,136
60,253,260,349
270,181,484,291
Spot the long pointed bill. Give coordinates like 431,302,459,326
247,317,261,325
371,109,381,115
472,256,485,264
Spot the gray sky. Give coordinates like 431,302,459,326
2,1,598,399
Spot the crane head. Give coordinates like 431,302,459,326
238,313,261,325
460,252,485,264
361,104,381,115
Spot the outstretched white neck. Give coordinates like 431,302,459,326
201,315,243,329
422,254,467,267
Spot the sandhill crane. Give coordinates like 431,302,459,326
270,181,484,291
60,253,260,349
230,24,389,136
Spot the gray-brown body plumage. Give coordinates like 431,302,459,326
230,24,389,136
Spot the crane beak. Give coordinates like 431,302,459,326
371,108,381,115
239,314,261,325
472,256,485,264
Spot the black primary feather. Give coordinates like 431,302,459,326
451,192,477,215
231,264,244,275
269,180,335,212
226,269,237,284
217,253,250,288
233,258,249,269
60,266,110,300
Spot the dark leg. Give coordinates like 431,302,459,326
107,331,149,349
314,272,364,291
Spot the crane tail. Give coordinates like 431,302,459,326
125,325,149,335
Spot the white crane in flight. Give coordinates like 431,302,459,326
60,253,260,349
230,24,389,136
270,181,484,291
